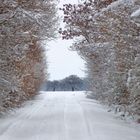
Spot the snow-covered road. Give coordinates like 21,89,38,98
0,91,140,140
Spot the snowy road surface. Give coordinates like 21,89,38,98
0,91,140,140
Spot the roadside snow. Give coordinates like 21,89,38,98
0,91,139,140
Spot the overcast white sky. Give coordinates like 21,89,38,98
45,0,86,80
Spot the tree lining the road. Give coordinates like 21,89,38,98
59,0,140,120
0,0,58,114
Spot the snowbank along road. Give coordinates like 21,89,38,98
0,91,140,140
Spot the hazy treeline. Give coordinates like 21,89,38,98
60,0,140,119
0,0,58,114
43,75,88,91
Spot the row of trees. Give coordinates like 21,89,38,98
60,0,140,119
0,0,58,114
43,75,87,91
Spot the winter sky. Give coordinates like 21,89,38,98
46,0,86,80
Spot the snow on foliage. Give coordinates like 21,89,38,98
60,0,140,120
0,0,58,114
131,8,140,18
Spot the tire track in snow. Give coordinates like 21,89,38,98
0,91,140,140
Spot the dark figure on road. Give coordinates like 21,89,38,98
72,87,74,91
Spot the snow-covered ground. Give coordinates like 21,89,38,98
0,91,140,140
